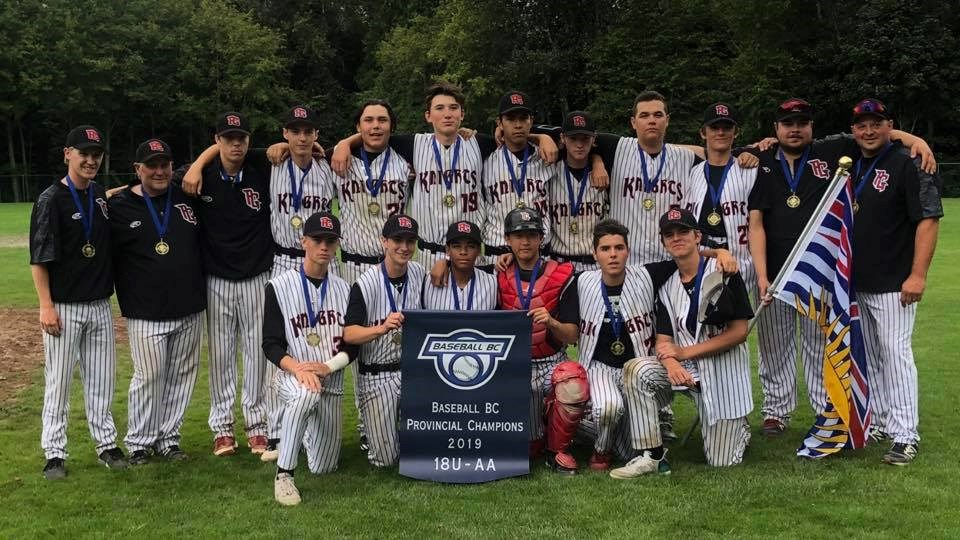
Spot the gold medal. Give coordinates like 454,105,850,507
569,222,579,235
443,194,456,208
306,332,321,347
515,200,526,209
81,242,96,258
391,331,402,346
290,215,304,230
642,198,655,211
155,240,170,256
610,340,626,356
853,200,860,213
368,201,381,215
786,194,801,208
707,211,722,227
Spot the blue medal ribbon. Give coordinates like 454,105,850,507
704,157,734,211
64,174,94,243
600,281,624,344
564,163,590,218
450,270,476,311
286,158,312,214
380,261,409,312
360,147,392,198
299,264,329,330
853,142,894,202
778,145,811,195
502,145,530,200
684,257,707,335
432,136,462,192
513,258,542,310
142,187,173,242
638,144,667,194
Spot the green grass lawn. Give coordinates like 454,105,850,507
0,202,957,538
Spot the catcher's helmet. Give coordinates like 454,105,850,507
504,207,544,235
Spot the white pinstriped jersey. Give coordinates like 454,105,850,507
575,267,658,370
657,257,753,424
683,161,758,290
354,262,425,365
546,162,608,258
337,149,410,257
481,143,555,249
269,157,335,249
409,134,485,247
609,140,697,264
269,269,351,394
421,269,498,310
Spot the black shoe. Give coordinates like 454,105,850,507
868,426,890,443
98,448,129,470
128,450,151,466
159,445,188,462
545,452,578,475
883,441,918,466
43,458,67,480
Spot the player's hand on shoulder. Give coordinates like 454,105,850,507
537,135,559,164
752,137,778,152
736,151,759,169
266,142,290,165
590,155,609,189
908,140,937,174
182,168,203,196
312,142,326,159
495,253,514,272
331,143,352,177
105,185,129,199
713,249,739,275
429,259,449,287
458,127,477,140
39,305,62,336
900,274,926,306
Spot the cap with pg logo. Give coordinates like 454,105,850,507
703,102,738,126
445,220,482,245
216,111,250,136
504,207,544,234
498,90,534,116
659,206,698,233
382,214,419,238
562,110,596,135
135,139,173,163
851,98,892,122
284,105,319,128
775,98,813,122
65,125,106,152
303,211,341,238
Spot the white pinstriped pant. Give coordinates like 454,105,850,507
623,358,751,467
40,299,118,459
758,298,828,421
577,361,633,459
858,292,919,443
124,313,203,452
276,371,342,473
357,370,401,467
206,272,269,438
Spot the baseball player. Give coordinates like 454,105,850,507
343,214,426,467
262,212,357,505
30,125,127,479
615,207,754,476
496,208,588,474
845,98,942,465
108,139,204,464
180,112,274,456
421,220,498,310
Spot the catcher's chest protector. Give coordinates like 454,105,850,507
498,260,573,359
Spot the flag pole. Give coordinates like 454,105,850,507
748,156,853,332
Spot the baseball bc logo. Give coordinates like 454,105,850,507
418,330,515,390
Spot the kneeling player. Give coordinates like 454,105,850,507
616,208,753,476
421,220,497,310
262,213,356,505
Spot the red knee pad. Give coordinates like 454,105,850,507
545,361,590,453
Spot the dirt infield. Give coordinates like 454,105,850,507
0,308,127,403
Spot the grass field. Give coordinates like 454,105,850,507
0,202,957,538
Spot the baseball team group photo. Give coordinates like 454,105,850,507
2,0,958,537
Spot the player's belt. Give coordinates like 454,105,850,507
417,239,445,254
341,251,382,265
484,244,509,257
358,362,401,374
274,243,306,259
551,252,594,265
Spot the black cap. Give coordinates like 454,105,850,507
562,110,595,135
284,105,319,128
504,207,544,235
498,90,534,116
851,98,892,122
703,103,737,126
303,212,341,238
135,138,173,163
65,125,106,152
775,98,813,122
216,111,250,136
659,206,698,233
445,220,482,245
382,214,418,238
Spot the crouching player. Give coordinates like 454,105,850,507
262,212,357,505
616,207,753,477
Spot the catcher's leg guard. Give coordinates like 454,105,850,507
545,361,590,458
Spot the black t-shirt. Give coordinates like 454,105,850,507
180,150,273,280
344,273,408,325
108,185,206,320
29,179,113,302
655,270,754,337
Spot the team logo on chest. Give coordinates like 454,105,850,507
808,159,829,179
418,330,515,390
241,188,262,211
175,203,198,224
872,170,890,192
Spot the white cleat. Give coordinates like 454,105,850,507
274,473,302,506
609,449,671,479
